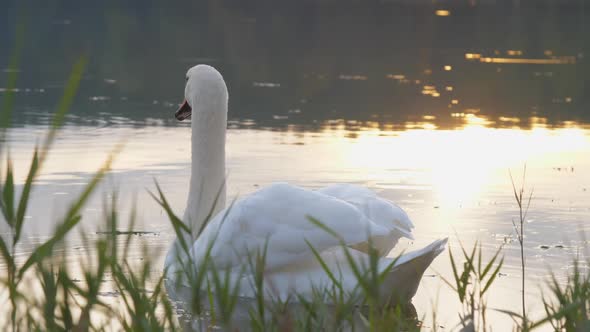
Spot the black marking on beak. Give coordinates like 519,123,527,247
175,100,192,121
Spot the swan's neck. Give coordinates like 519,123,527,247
184,101,227,238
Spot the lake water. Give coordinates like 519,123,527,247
1,1,589,330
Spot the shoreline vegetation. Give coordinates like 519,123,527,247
1,62,590,331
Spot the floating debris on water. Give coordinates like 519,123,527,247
97,290,120,297
0,88,20,92
552,166,575,172
95,230,160,236
253,82,281,88
89,96,110,101
338,74,368,81
540,245,550,250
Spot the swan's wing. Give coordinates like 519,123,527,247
317,184,414,255
190,183,390,271
236,238,448,304
317,184,414,231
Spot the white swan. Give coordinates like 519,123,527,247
164,64,447,305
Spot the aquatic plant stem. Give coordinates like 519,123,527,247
510,165,533,328
521,227,525,326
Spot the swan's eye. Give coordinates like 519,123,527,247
185,76,189,82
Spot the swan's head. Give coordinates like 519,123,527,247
175,65,228,121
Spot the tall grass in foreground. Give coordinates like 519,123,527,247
442,242,503,332
543,259,590,330
1,63,590,331
0,59,176,330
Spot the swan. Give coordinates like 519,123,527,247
164,64,447,305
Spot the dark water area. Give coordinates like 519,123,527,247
1,0,588,129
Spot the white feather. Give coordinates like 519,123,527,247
191,182,389,271
318,183,414,255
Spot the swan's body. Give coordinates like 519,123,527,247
164,65,446,305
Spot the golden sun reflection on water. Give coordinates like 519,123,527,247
320,121,588,215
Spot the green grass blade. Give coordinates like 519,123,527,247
207,277,217,323
197,178,227,237
13,148,38,244
481,246,503,280
18,150,115,279
341,245,369,295
477,243,482,277
378,254,401,283
149,180,190,255
438,274,458,292
528,301,584,330
63,152,117,223
17,215,81,280
462,241,477,273
306,239,343,292
448,247,464,301
0,234,14,272
482,257,504,294
307,216,371,299
1,158,15,225
307,216,343,242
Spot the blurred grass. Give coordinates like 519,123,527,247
0,30,176,328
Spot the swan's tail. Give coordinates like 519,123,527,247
379,238,448,305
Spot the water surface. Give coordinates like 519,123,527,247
1,1,589,330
